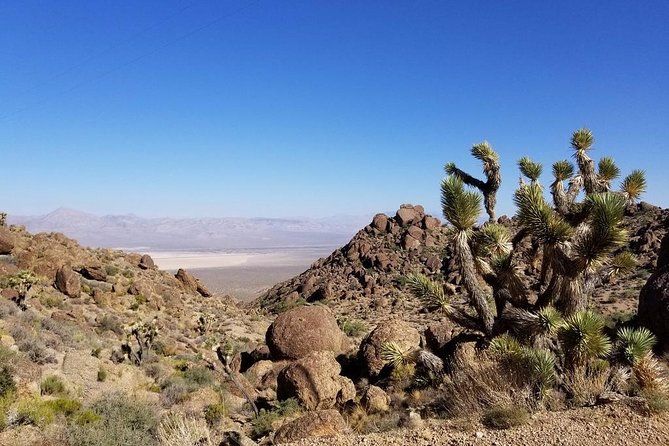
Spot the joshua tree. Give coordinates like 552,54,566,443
445,142,501,222
0,212,6,227
3,270,37,310
122,319,158,365
407,129,646,339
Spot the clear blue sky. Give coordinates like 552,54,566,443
2,1,668,218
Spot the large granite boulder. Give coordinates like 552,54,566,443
266,305,348,360
276,351,355,410
638,233,669,351
273,409,347,444
55,265,81,298
358,319,421,378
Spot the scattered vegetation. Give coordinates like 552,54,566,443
250,398,300,439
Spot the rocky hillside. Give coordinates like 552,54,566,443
0,201,668,446
255,202,669,325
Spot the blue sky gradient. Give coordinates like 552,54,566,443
2,1,668,218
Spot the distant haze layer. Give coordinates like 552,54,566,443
9,208,372,251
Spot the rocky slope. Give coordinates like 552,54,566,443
255,202,669,326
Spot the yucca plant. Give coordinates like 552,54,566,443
558,311,612,367
518,157,543,185
380,341,411,369
550,160,578,215
445,141,501,222
571,128,599,195
620,169,647,205
597,157,621,190
441,176,494,334
616,327,656,366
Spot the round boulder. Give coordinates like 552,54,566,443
266,305,348,360
277,351,355,410
358,319,421,378
0,228,15,255
361,385,390,413
273,409,347,444
55,265,81,298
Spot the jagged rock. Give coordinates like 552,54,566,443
273,410,347,444
402,234,420,250
138,254,155,270
423,216,441,229
638,233,669,351
128,279,154,297
396,206,419,226
359,319,421,378
79,265,107,282
0,228,15,255
220,431,257,446
361,385,390,413
277,351,355,410
372,213,389,232
425,321,455,353
425,255,442,272
245,359,289,392
266,305,348,360
55,265,81,298
175,268,212,297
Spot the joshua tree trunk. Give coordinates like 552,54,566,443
454,231,494,334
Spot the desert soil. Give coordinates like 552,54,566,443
291,403,669,446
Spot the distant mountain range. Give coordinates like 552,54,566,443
8,208,374,250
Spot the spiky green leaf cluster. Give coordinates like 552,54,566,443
474,223,512,259
518,157,543,182
571,128,594,152
607,251,638,278
490,334,556,396
537,306,564,335
403,273,450,313
441,176,482,230
471,141,499,164
574,193,627,268
621,169,647,203
490,333,522,357
380,342,409,369
552,160,575,181
598,157,621,183
514,184,572,244
559,311,612,366
616,327,657,366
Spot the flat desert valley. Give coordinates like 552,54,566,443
146,246,335,300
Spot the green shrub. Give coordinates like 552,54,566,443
340,319,368,337
105,265,120,276
16,397,80,427
98,315,124,336
67,393,159,446
182,366,213,387
481,405,529,429
41,375,67,396
640,389,669,414
97,367,107,382
250,398,301,439
0,366,15,398
204,403,228,426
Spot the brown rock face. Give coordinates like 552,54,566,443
79,265,107,282
396,206,419,226
55,265,81,298
361,385,391,413
138,254,155,270
638,234,669,351
358,319,421,378
0,228,15,255
371,214,389,232
266,305,348,360
175,268,212,297
273,409,347,444
277,351,355,410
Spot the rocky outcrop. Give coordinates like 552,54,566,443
638,232,669,351
276,351,355,410
256,205,447,313
266,305,348,360
175,268,212,297
79,265,107,282
358,319,421,378
0,228,15,255
138,254,155,270
55,265,81,298
273,409,347,444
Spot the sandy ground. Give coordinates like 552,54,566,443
146,247,335,301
